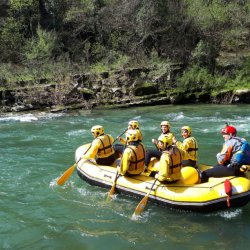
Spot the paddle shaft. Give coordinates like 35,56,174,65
113,128,128,144
146,178,158,197
107,171,120,200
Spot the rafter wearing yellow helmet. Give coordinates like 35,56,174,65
118,130,146,176
114,120,143,156
155,135,188,183
82,125,117,166
172,126,198,168
145,121,175,169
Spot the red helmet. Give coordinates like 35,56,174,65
221,125,237,136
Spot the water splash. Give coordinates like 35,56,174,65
0,113,38,122
218,209,242,219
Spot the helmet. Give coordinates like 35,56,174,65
91,125,104,137
128,120,139,129
181,126,192,135
126,129,138,142
221,125,237,136
160,121,170,128
158,135,172,148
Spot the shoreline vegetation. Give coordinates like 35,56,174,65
0,1,250,113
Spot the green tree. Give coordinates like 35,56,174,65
0,17,25,63
24,26,57,63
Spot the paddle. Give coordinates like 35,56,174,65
107,171,120,201
57,159,80,186
133,178,158,216
57,129,126,187
57,145,91,186
112,128,128,144
107,135,128,201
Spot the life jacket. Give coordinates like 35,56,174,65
220,145,233,165
182,137,198,161
186,137,198,152
234,139,250,164
127,143,146,174
168,148,182,174
96,134,114,158
218,137,249,165
160,132,174,141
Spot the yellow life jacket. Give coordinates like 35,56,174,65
158,147,183,182
186,137,198,161
168,148,182,174
127,143,146,175
96,134,114,158
177,137,198,161
160,132,174,141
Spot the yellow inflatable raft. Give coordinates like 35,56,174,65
76,144,250,212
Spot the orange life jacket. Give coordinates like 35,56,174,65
168,148,182,174
127,143,145,174
96,134,114,158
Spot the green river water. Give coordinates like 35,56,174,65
1,104,250,250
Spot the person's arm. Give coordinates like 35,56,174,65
216,142,233,165
179,147,188,160
172,136,177,144
119,148,131,175
82,139,100,159
176,138,190,151
152,138,157,145
118,137,126,145
156,153,170,182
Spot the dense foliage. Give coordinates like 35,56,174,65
0,0,249,93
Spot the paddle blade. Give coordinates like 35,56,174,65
57,164,76,186
134,194,149,216
106,172,120,201
107,183,116,201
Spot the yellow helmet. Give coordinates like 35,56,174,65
126,129,138,142
158,135,172,148
181,126,192,135
128,120,139,129
91,125,104,138
160,121,170,128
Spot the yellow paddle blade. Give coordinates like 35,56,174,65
106,184,116,201
57,163,77,186
133,178,158,216
134,194,149,216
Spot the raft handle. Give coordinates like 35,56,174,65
145,186,157,191
104,174,113,179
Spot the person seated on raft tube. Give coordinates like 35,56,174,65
200,124,248,183
154,136,188,183
117,129,146,176
144,121,175,169
82,125,117,165
114,120,143,155
172,126,198,168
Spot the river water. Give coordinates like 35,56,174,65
1,104,250,250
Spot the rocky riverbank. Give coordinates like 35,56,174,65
1,65,250,113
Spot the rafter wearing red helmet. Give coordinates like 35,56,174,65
200,124,248,183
